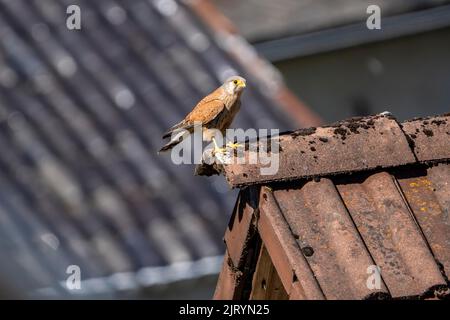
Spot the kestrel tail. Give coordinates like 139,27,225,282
159,76,246,153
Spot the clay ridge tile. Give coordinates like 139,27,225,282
221,113,450,188
401,115,450,162
223,114,420,188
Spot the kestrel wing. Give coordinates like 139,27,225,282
185,98,226,128
162,88,225,139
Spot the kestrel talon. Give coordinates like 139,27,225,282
159,76,246,154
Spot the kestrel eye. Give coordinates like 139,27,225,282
233,80,238,85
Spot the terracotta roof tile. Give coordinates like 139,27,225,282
215,113,450,300
221,114,449,188
397,164,450,283
402,115,450,162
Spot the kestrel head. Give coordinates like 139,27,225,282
222,76,246,95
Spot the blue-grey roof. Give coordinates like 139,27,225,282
0,0,296,297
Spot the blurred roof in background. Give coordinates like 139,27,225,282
212,0,450,61
213,0,450,42
0,0,317,298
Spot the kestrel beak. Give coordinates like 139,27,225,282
237,79,246,88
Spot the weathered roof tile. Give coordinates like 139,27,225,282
216,112,450,300
402,115,450,162
337,171,446,298
397,163,450,280
223,114,420,188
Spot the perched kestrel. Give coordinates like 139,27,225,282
159,76,246,153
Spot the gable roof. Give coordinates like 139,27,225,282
213,113,450,299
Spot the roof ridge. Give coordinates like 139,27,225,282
205,113,450,188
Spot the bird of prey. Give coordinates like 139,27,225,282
159,76,246,154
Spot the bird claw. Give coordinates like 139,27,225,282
226,142,243,150
210,143,242,164
213,147,227,155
